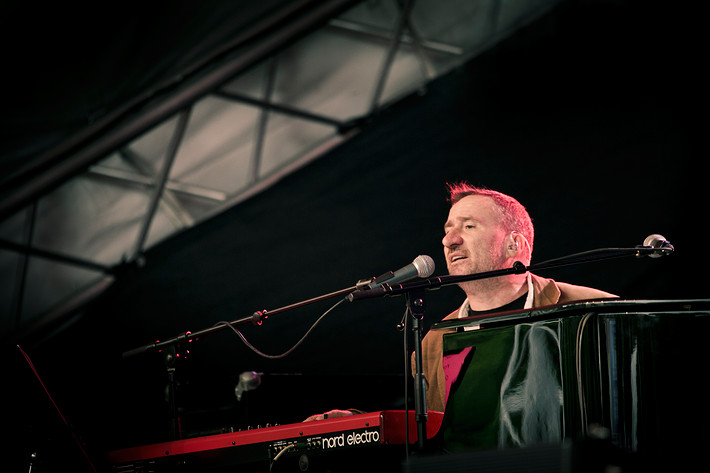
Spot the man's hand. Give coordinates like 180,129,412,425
303,409,354,422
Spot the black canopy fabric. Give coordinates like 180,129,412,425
3,0,701,469
1,0,359,217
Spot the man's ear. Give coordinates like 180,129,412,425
506,231,530,260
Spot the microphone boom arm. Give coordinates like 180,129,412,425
348,244,672,301
122,285,358,359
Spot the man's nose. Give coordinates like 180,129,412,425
442,229,462,248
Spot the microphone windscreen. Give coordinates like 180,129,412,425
413,255,435,278
643,234,673,258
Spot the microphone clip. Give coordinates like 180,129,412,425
355,278,374,290
356,271,396,291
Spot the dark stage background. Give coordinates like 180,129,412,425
6,1,700,470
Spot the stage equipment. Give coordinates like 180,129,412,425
235,370,262,401
345,234,676,453
107,410,443,472
434,298,709,470
116,235,675,466
121,254,435,444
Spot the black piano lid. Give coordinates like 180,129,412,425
432,299,710,331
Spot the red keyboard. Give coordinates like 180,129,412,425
107,410,443,471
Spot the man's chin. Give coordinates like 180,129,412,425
447,265,473,277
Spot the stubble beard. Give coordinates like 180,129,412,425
452,247,510,298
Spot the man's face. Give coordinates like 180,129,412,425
442,195,509,276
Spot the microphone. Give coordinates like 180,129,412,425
235,371,262,401
359,255,436,290
642,234,674,258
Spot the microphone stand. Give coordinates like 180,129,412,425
405,287,428,452
122,285,358,440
